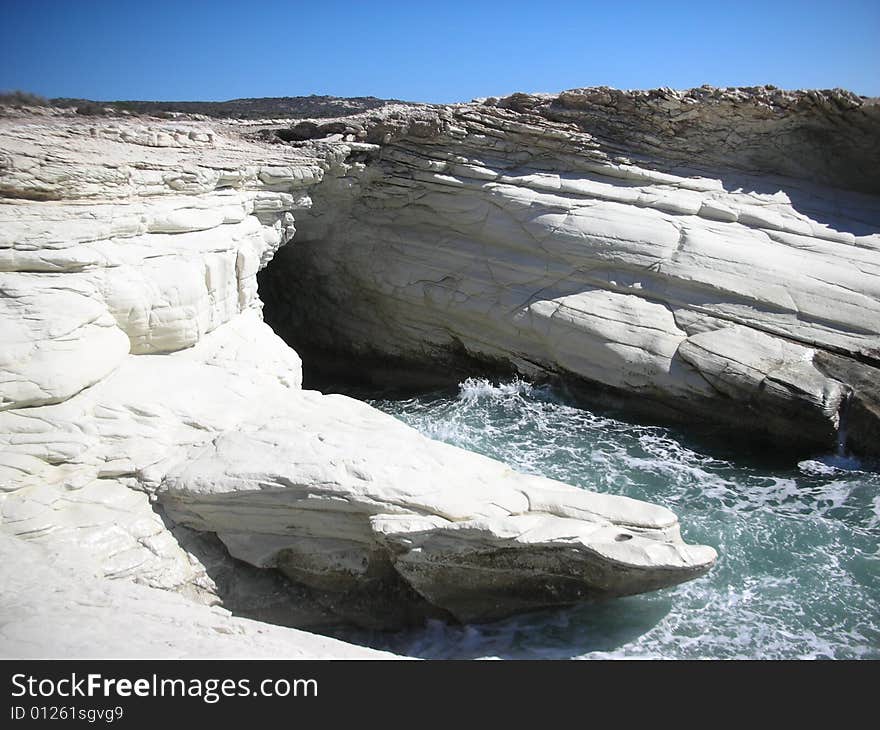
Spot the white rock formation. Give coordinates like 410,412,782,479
0,534,391,658
0,108,717,656
264,88,880,453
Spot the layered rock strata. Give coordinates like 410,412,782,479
0,108,718,655
262,87,880,455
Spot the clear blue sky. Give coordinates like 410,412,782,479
1,0,878,102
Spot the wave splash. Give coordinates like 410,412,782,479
358,377,880,659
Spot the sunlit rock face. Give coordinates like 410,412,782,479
0,103,721,656
261,87,880,455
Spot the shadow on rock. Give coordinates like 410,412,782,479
326,594,674,659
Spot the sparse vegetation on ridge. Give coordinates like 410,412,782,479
0,90,49,107
49,94,414,119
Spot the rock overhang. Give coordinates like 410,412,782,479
259,87,880,457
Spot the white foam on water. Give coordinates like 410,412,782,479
871,496,880,530
458,376,537,401
799,455,866,475
365,378,880,660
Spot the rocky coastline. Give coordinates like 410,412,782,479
1,86,877,657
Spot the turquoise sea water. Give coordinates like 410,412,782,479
343,377,880,659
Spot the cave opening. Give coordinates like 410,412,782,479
257,239,518,398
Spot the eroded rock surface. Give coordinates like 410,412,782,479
0,105,720,656
262,88,880,454
0,534,391,658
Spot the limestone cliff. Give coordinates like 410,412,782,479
260,87,880,455
0,103,721,657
